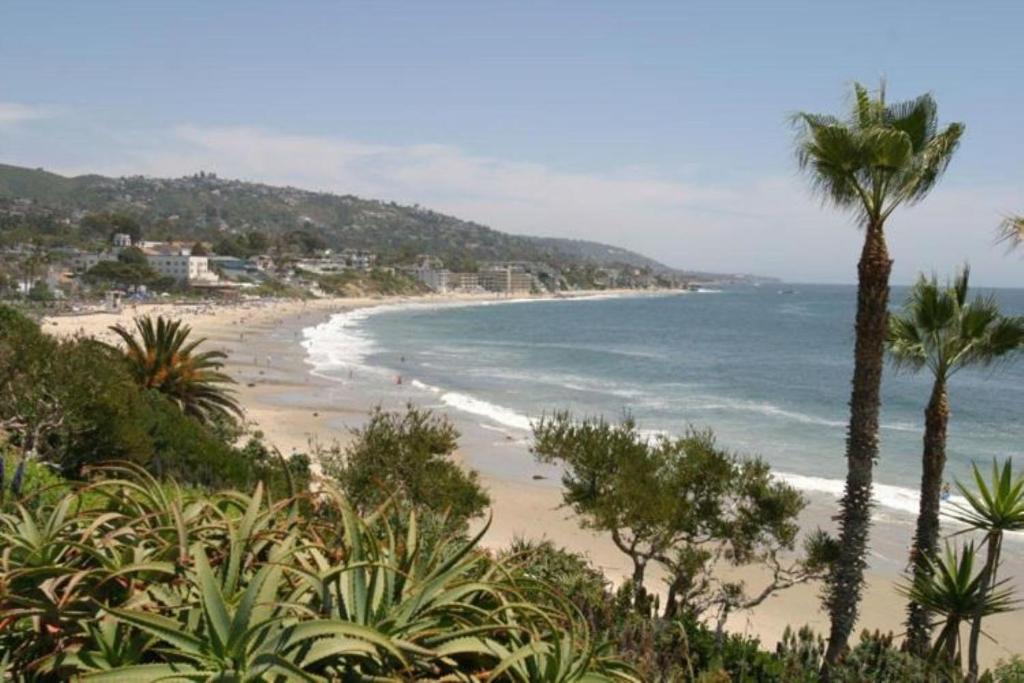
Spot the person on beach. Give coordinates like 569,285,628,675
941,482,951,502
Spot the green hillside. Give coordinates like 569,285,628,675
0,162,765,281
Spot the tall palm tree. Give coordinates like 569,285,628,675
997,214,1024,250
109,315,241,424
900,541,1015,669
950,459,1024,681
794,82,964,671
887,267,1024,654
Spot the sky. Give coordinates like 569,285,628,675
1,1,1023,285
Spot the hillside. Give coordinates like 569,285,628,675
0,163,766,281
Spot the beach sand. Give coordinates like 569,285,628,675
44,293,1024,666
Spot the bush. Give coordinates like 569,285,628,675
0,306,273,491
322,403,491,529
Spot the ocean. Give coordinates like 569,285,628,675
302,284,1024,520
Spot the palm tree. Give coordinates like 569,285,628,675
949,459,1024,681
793,81,964,671
997,215,1024,250
900,541,1015,670
887,267,1024,654
109,315,241,424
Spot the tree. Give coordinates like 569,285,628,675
793,81,964,671
117,246,149,266
84,260,151,287
190,241,208,256
212,236,244,257
27,280,53,302
949,459,1024,681
997,215,1024,250
246,230,270,253
80,212,141,242
531,413,826,622
108,315,241,424
887,267,1024,654
322,403,490,529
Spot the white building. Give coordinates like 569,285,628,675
146,253,215,283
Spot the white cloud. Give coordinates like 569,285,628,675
25,123,1024,286
0,102,57,126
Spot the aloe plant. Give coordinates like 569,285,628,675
0,463,634,681
949,459,1024,681
899,541,1016,668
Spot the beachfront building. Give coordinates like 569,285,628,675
408,264,485,293
147,253,215,283
478,266,535,293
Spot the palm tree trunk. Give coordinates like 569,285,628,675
822,221,892,675
906,378,949,656
966,531,1002,682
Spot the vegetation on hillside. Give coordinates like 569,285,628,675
0,163,714,280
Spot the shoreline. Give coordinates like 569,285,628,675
42,291,1024,664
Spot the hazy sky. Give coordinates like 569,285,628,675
2,1,1022,284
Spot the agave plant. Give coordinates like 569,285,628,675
0,463,634,681
108,315,241,424
899,541,1016,668
949,459,1024,681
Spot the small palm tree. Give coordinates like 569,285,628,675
793,81,964,670
949,459,1024,681
109,315,241,424
887,267,1024,654
900,541,1016,670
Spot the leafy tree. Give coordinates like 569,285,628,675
108,315,241,425
287,228,327,255
84,260,157,288
322,404,490,529
27,280,53,302
531,413,827,622
246,230,270,253
80,212,141,242
887,268,1024,653
950,460,1024,681
212,236,244,257
793,82,964,670
117,246,148,266
190,241,208,256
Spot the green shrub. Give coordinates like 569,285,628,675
322,403,491,530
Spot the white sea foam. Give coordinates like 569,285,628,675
299,294,1021,535
437,391,534,432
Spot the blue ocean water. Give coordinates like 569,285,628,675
303,285,1024,515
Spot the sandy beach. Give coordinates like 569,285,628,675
44,293,1024,665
